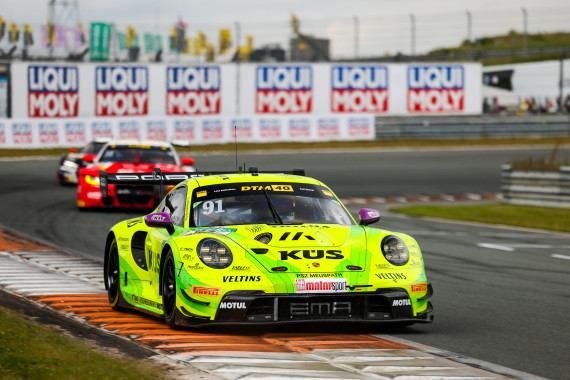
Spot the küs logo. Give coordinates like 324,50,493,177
95,66,148,116
28,66,79,118
331,65,388,113
407,65,464,113
256,66,312,113
166,66,221,115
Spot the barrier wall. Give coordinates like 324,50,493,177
2,61,482,148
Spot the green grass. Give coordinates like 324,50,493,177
390,204,570,233
0,307,164,380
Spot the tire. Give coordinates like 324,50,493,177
162,250,179,328
106,238,124,310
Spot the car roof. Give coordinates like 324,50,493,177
188,172,324,188
105,139,173,148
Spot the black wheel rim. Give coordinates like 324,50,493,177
107,244,120,304
163,258,176,319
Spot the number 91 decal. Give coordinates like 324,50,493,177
202,200,225,215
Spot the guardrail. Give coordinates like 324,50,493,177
501,164,570,208
375,115,570,139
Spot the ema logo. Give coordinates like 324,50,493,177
146,121,167,140
166,66,221,115
231,118,253,139
256,66,312,113
317,118,340,138
202,119,223,141
408,65,464,113
38,123,59,144
12,123,33,145
118,120,140,139
28,66,79,118
95,66,148,116
289,118,311,139
174,120,195,140
331,65,388,113
348,117,372,138
65,122,86,144
90,121,113,139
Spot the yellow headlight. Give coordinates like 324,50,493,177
85,175,100,186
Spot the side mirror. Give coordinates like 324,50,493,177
69,148,77,154
82,153,96,163
181,157,195,166
144,212,175,235
359,208,381,226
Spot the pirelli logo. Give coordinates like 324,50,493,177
192,286,221,296
411,282,427,293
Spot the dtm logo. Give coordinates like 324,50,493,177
39,123,59,144
331,65,388,113
202,119,223,141
95,66,148,116
231,118,254,139
118,120,140,139
348,117,372,137
317,118,340,138
146,121,167,140
288,118,311,138
408,65,464,113
28,66,79,118
90,121,113,139
256,66,312,113
392,299,411,307
174,120,196,140
12,123,33,145
166,66,221,115
65,122,86,144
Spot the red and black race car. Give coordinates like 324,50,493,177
57,139,109,185
77,139,195,209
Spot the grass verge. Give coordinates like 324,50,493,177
0,306,164,380
390,204,570,233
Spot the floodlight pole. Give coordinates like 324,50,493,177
410,14,416,57
522,8,528,57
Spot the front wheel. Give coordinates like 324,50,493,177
162,251,179,328
106,238,124,310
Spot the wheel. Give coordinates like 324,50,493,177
106,238,124,310
162,251,179,328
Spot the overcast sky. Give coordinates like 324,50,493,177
3,0,569,58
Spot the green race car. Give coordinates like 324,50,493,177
102,168,433,327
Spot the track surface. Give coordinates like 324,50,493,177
0,146,569,379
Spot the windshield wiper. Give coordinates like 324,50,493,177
263,189,283,225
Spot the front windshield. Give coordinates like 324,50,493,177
80,142,106,155
192,182,354,226
99,146,177,164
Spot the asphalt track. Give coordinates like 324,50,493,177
0,146,569,379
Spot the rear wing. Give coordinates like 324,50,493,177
99,167,305,198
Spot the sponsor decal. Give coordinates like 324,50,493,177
219,301,246,309
118,237,129,241
241,185,293,192
196,190,207,198
411,282,427,293
166,66,221,115
375,263,392,269
12,122,33,145
256,65,312,113
230,118,254,139
331,65,388,113
376,273,407,282
295,278,348,293
186,263,204,270
290,301,351,316
312,262,320,268
65,121,87,144
230,265,251,271
296,272,343,278
348,117,372,137
322,189,333,197
90,121,113,139
132,295,163,310
173,120,196,140
222,275,261,282
392,299,411,307
95,66,148,116
407,65,464,113
150,214,166,222
0,123,5,145
28,65,79,118
202,119,223,141
182,227,234,236
118,120,140,139
182,254,194,260
280,249,344,260
288,118,311,138
146,120,167,140
126,219,142,228
259,118,281,139
39,122,59,144
192,286,221,296
317,118,340,138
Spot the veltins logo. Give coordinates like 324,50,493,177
256,66,312,113
95,66,148,116
407,65,464,113
166,66,221,115
28,65,79,117
331,65,388,113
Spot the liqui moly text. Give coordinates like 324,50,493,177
166,66,221,115
407,65,464,113
331,65,388,113
28,65,79,117
256,66,312,113
95,66,148,116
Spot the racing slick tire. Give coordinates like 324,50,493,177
162,250,182,328
106,238,125,310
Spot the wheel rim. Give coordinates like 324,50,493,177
107,243,120,304
163,257,176,319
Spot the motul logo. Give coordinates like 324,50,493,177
392,299,411,307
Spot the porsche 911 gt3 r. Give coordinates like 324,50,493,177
102,168,433,327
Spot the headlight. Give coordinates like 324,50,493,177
63,160,79,169
84,175,100,186
197,238,233,269
381,235,409,266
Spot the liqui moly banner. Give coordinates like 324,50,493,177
173,119,197,141
230,118,254,141
256,66,313,113
38,122,59,144
95,66,149,116
0,122,6,145
407,65,464,113
90,120,113,139
166,66,221,115
146,120,168,140
64,121,87,144
28,65,79,117
331,65,388,113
